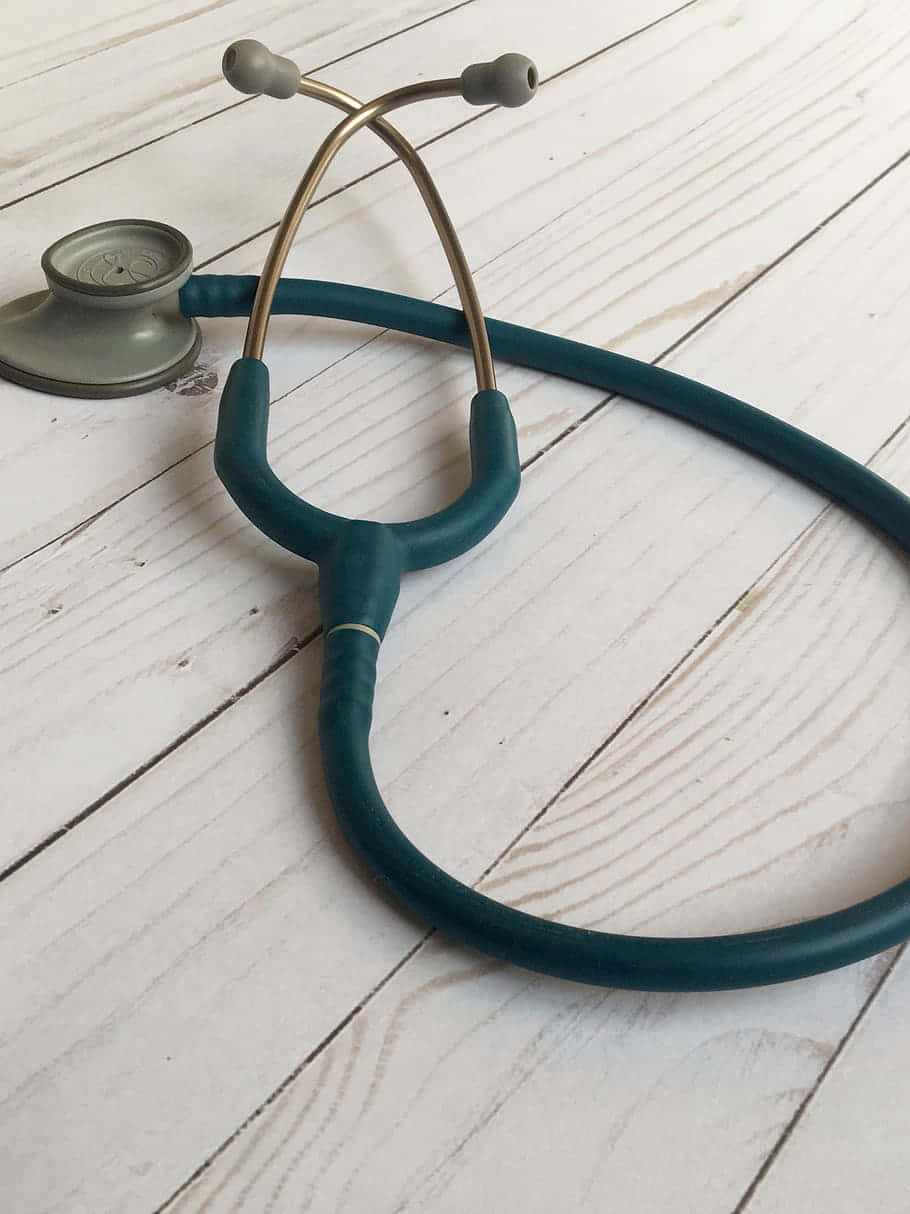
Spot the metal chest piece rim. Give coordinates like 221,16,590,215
0,218,201,399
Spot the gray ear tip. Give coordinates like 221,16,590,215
460,52,539,108
492,53,539,105
222,38,300,99
221,39,266,93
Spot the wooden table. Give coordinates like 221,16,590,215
3,2,910,1210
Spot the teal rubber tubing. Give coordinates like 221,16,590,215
184,273,910,559
185,273,910,990
320,629,910,991
214,356,519,573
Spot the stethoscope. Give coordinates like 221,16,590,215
4,38,910,991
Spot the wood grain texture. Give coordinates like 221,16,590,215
2,0,194,88
4,1,910,1210
165,959,893,1214
0,0,461,199
4,96,910,1212
0,0,688,568
742,948,910,1214
4,0,910,869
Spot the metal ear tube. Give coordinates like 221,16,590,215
6,38,910,991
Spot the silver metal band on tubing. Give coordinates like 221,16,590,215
325,623,382,644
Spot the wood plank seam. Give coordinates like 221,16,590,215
150,933,435,1214
191,0,705,279
0,619,323,884
730,942,907,1214
0,0,479,215
0,0,279,95
0,300,397,579
0,0,695,218
611,142,910,426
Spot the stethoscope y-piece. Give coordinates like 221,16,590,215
6,40,910,991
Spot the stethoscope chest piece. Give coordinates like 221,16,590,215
0,218,200,398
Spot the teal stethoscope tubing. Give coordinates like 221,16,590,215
183,272,910,991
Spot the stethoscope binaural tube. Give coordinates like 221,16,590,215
222,38,537,386
215,42,536,575
205,43,910,991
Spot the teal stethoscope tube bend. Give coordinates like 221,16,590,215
183,272,910,991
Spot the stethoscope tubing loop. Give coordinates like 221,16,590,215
191,271,910,990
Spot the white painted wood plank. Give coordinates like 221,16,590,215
4,111,910,1214
482,435,910,942
742,949,910,1214
0,0,695,568
0,0,463,192
3,0,188,87
165,962,893,1214
4,0,910,866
